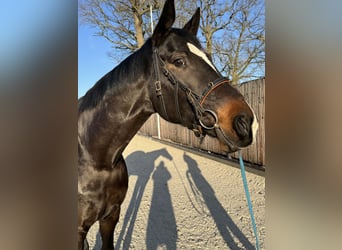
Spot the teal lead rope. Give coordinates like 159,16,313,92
238,151,260,250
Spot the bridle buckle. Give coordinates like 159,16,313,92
155,80,162,96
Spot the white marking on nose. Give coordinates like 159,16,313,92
248,103,259,144
187,42,217,72
251,111,259,144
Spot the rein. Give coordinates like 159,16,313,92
238,151,260,250
152,47,233,146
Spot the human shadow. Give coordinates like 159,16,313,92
146,161,178,250
110,148,173,249
184,153,255,250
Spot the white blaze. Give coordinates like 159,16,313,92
187,42,217,72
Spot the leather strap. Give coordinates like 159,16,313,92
152,47,233,143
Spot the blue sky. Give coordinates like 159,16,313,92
78,24,116,98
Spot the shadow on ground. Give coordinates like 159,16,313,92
184,152,254,249
110,148,174,250
93,149,255,249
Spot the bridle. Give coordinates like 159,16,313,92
152,47,237,149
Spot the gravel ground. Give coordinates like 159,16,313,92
86,135,265,249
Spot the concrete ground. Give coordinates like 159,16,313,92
86,135,265,249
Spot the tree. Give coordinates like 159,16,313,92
213,0,265,84
198,0,237,58
79,0,163,61
79,0,265,83
194,0,264,84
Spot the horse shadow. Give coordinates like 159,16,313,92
184,153,255,250
104,148,174,249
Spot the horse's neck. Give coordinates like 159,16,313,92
78,52,155,169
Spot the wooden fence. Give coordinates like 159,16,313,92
139,78,265,166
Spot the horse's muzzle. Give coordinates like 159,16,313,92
216,110,257,152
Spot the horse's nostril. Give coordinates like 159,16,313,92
233,113,251,138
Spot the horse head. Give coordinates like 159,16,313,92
149,0,258,152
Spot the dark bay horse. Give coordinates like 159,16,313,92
78,0,258,249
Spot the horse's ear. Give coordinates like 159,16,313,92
183,8,200,36
152,0,175,47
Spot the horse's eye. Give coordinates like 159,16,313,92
173,58,185,67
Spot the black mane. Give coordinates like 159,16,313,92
78,40,153,113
